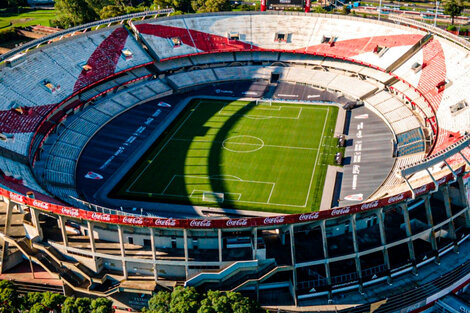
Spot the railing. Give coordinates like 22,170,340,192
389,14,470,50
0,8,174,63
184,260,259,287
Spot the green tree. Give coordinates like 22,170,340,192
53,0,100,28
147,291,171,313
62,297,79,313
41,291,66,312
91,297,113,313
444,0,464,25
169,287,200,313
75,297,93,313
312,5,328,13
0,280,20,313
28,303,48,313
191,0,230,13
24,292,44,310
99,4,126,19
153,0,192,13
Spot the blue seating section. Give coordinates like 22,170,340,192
396,128,424,146
396,128,425,157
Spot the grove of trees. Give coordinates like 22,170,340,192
0,281,266,313
51,0,232,28
0,280,113,313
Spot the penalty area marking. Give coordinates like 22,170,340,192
156,174,280,206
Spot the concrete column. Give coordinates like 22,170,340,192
150,228,158,282
424,196,440,263
457,176,470,228
252,227,258,260
377,208,392,284
289,225,298,306
442,185,458,252
0,200,14,274
218,229,223,263
117,225,127,279
30,207,43,240
183,229,189,279
350,214,363,292
400,203,417,274
58,215,68,247
87,221,96,256
320,220,332,299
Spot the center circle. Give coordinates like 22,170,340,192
222,135,264,153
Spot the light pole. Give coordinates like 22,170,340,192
378,0,383,21
434,1,440,27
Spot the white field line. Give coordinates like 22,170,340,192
126,101,202,192
267,183,276,204
303,107,329,207
172,138,319,151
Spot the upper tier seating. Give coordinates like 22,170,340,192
134,13,425,70
0,26,152,157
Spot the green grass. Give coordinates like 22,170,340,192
0,9,57,30
111,99,339,214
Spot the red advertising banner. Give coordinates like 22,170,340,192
1,165,467,230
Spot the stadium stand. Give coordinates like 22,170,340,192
0,11,469,313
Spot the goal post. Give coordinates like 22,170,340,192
202,192,225,203
255,99,272,106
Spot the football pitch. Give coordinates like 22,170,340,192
112,99,339,214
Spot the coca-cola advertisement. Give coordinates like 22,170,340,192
120,216,145,226
188,219,212,228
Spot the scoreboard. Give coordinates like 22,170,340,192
268,0,305,9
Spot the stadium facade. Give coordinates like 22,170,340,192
0,10,469,312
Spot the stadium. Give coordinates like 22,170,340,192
0,5,469,312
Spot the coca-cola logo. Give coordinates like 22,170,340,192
387,193,405,204
61,207,80,217
226,219,248,227
189,219,212,227
9,192,24,203
331,207,350,216
154,218,177,227
263,216,285,225
361,200,379,210
414,185,428,195
299,212,320,221
33,200,49,210
122,216,144,225
91,212,111,222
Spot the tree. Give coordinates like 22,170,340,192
191,0,230,13
62,297,79,313
41,291,66,312
91,297,114,313
0,280,20,313
99,4,126,19
169,287,200,313
53,0,100,28
147,291,171,313
312,5,328,13
24,292,44,310
444,0,464,25
153,0,192,13
28,303,48,313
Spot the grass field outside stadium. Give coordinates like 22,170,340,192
112,99,339,214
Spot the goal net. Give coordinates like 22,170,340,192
255,99,272,106
202,192,225,203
